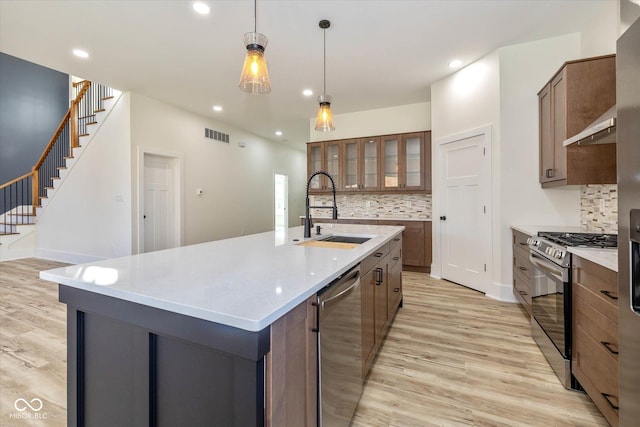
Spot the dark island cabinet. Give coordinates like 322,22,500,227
61,285,270,427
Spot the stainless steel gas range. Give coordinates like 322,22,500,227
527,231,617,389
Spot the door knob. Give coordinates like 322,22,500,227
440,216,446,221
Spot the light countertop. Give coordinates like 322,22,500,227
511,225,617,271
511,224,583,236
40,224,403,332
568,247,618,272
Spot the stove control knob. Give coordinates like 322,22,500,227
556,250,565,259
546,247,552,255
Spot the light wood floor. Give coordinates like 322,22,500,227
0,259,606,427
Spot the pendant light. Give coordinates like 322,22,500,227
238,0,271,94
315,19,335,132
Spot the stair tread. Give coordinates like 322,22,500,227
94,108,106,113
79,133,89,137
8,213,36,216
86,121,98,125
0,232,20,236
102,96,114,100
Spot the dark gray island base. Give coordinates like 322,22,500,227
60,285,270,427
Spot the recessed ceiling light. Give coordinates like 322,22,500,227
302,89,313,97
212,105,222,112
193,2,210,15
449,59,463,68
72,49,89,59
275,131,283,136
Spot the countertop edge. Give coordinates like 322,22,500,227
567,247,618,272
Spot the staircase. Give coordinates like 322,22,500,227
0,80,120,261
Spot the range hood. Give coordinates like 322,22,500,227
563,105,616,146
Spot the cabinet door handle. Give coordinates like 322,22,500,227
375,267,383,285
393,287,400,293
600,341,619,355
545,168,554,178
311,301,320,333
600,290,618,300
601,393,619,410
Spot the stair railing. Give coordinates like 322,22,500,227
0,80,113,232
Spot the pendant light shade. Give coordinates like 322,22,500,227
239,0,271,94
315,19,335,132
239,32,271,94
315,95,335,132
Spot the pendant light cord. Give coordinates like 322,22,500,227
323,27,326,96
254,0,257,33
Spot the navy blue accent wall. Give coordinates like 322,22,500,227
0,53,69,184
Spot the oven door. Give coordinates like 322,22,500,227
529,251,570,359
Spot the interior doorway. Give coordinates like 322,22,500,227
139,149,183,253
274,173,288,232
437,125,492,294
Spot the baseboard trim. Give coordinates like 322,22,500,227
35,248,106,264
486,281,519,303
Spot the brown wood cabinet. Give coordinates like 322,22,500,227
572,255,619,427
360,239,403,380
266,294,318,427
512,229,533,315
538,54,616,187
308,131,431,194
333,219,432,272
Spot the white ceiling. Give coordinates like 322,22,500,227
0,0,614,148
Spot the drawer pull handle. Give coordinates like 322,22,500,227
518,266,527,271
393,238,400,242
601,393,619,410
392,256,400,261
519,290,528,296
374,252,383,258
394,287,400,293
600,290,618,300
518,242,528,246
601,341,619,355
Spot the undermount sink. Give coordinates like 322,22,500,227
319,235,371,244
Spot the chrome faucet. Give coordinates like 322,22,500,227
304,171,338,238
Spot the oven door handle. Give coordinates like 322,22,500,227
529,252,565,282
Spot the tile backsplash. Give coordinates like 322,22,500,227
581,184,617,234
310,193,432,219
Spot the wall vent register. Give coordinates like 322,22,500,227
204,128,230,143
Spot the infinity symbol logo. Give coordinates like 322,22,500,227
14,398,43,412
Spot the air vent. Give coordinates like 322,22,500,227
204,128,229,143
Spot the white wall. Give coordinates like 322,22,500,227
36,93,133,263
308,102,430,142
578,0,619,57
130,93,306,249
430,50,502,296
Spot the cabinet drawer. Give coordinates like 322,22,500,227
513,268,532,310
512,229,531,248
574,288,619,356
573,266,618,324
573,324,619,425
573,256,618,309
513,244,533,280
390,239,402,267
361,243,390,274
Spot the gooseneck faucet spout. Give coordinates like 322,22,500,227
304,171,338,238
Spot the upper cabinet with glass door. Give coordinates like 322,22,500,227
307,141,342,193
381,132,430,192
307,131,430,193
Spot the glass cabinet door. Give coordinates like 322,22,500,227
403,133,424,190
326,141,341,191
382,135,400,190
361,137,379,191
307,143,324,191
344,140,359,191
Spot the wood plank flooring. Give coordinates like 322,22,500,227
352,272,607,427
0,259,606,426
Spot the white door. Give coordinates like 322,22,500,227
143,154,176,253
439,128,490,293
274,173,288,231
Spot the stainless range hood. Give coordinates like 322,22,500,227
563,105,616,146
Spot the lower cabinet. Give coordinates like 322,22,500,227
572,256,619,427
512,229,533,315
361,237,403,380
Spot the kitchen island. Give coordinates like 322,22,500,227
40,223,403,427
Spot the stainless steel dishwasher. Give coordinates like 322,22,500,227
317,265,362,427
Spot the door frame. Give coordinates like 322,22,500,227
432,124,492,294
274,172,288,231
136,146,184,254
